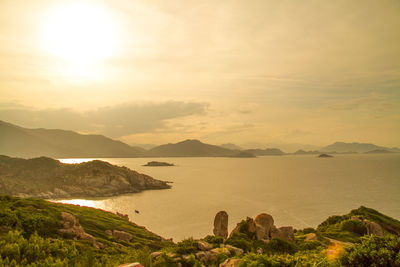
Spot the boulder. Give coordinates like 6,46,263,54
220,258,241,267
198,240,213,251
59,212,99,247
213,211,229,238
305,233,318,241
211,247,231,256
254,213,274,240
112,230,133,242
196,251,218,264
224,244,244,256
364,220,384,237
270,226,294,241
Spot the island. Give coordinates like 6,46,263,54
318,153,333,158
0,155,171,199
143,161,174,166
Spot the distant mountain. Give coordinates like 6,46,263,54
0,120,147,158
148,139,238,157
320,142,399,153
364,149,393,154
220,143,242,150
243,148,284,156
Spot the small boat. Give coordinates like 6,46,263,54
135,210,139,214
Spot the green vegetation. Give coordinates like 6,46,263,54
1,196,400,266
0,195,172,266
340,235,400,266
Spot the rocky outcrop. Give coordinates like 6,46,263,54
255,213,274,240
112,230,133,242
364,220,384,237
198,240,213,251
221,211,294,242
213,211,229,238
350,216,385,237
0,156,171,199
270,226,294,241
58,212,104,248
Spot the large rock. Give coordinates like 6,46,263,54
224,244,244,256
213,211,229,238
364,220,384,237
58,212,100,247
112,230,133,242
254,213,274,240
270,226,294,241
198,240,213,251
196,251,218,264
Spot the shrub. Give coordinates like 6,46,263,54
265,238,296,255
340,235,400,266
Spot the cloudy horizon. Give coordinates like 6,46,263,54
1,0,399,148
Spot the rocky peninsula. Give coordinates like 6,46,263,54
0,155,171,199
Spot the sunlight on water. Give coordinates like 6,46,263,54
58,158,96,164
52,199,103,209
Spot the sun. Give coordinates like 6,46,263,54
42,3,117,64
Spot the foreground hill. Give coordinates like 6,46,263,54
1,196,400,266
0,120,147,158
148,139,239,157
0,155,170,198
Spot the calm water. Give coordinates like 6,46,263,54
57,154,400,241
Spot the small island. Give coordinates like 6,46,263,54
318,153,333,158
143,161,174,166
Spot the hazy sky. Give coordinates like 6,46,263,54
1,0,399,148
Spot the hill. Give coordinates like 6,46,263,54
364,149,393,154
0,195,171,266
320,142,396,153
1,197,400,266
0,155,170,198
0,120,147,158
148,139,238,157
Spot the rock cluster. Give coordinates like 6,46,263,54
58,212,104,249
215,210,294,242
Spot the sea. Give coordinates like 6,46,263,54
56,154,400,241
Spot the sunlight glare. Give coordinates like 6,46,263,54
42,3,117,64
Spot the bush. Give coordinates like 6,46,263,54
174,238,198,255
340,235,400,266
225,233,253,252
265,238,296,255
203,235,223,246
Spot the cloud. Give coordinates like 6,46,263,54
0,101,208,137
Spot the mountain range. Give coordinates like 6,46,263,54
0,120,398,158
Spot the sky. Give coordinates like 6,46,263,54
0,0,399,149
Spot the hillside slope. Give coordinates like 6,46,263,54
0,120,147,158
148,139,238,157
